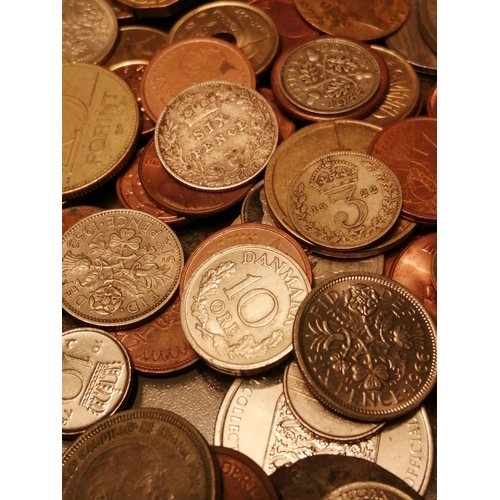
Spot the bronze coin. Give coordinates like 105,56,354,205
63,206,103,235
416,0,437,54
213,446,278,500
139,138,254,217
368,117,437,224
113,292,199,374
293,273,437,421
179,223,313,294
103,0,135,21
426,83,437,118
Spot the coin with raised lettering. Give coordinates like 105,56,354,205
155,81,278,192
62,328,132,436
62,408,221,499
63,206,103,234
62,209,184,328
293,273,437,421
325,481,418,500
181,244,311,375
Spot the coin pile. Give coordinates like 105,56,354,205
62,0,437,498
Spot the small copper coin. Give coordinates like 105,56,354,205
168,1,280,76
180,223,313,295
417,0,437,53
113,293,199,374
62,408,221,500
426,83,437,118
213,446,278,500
431,250,437,290
63,206,103,234
62,328,132,436
155,81,278,192
368,117,437,224
141,37,256,123
258,87,296,144
293,273,437,421
104,0,135,21
389,232,437,324
293,0,410,41
139,138,253,217
62,209,184,328
62,0,118,64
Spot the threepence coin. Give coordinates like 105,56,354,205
293,273,437,421
62,63,139,201
287,151,402,251
155,81,278,192
62,209,183,328
181,244,311,375
62,328,132,436
62,408,221,500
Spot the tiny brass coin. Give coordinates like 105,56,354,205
62,408,220,500
181,243,311,375
323,481,416,500
62,0,118,65
62,328,132,436
293,273,437,421
287,151,402,251
62,63,139,201
155,81,278,192
62,209,183,328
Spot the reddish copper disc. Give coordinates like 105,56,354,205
115,148,190,227
113,293,199,374
426,83,437,118
258,87,296,144
139,138,254,217
389,232,437,324
179,223,313,295
62,206,103,235
368,117,437,224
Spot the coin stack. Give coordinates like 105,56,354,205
62,0,438,498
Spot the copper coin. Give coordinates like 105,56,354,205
426,83,437,118
258,87,296,144
115,148,189,227
179,223,313,294
368,117,437,224
247,0,320,52
113,292,199,374
417,0,437,54
141,37,256,123
139,138,253,217
212,446,278,500
63,206,103,235
293,273,437,421
293,0,410,41
389,232,437,324
271,37,389,122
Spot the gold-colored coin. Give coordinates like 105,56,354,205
181,243,311,375
62,209,183,328
155,80,278,192
62,63,139,200
62,328,132,436
62,0,118,65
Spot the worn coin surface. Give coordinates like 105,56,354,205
181,244,311,375
62,0,118,64
63,206,103,235
62,209,184,328
240,180,279,226
287,151,402,250
325,481,417,500
62,63,139,201
62,408,221,499
62,328,132,436
417,0,437,53
258,88,297,144
293,273,437,421
426,83,437,118
155,81,278,192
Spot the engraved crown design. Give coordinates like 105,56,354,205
309,158,358,195
178,94,218,127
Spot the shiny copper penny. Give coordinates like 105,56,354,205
213,446,278,500
62,0,118,64
168,1,280,76
293,0,410,41
62,209,184,328
113,293,199,374
258,87,296,144
368,117,437,224
62,63,139,201
115,148,189,227
417,0,437,54
155,81,278,192
293,273,437,421
179,223,313,295
426,83,437,118
63,206,103,235
141,38,256,123
62,408,221,500
389,232,437,324
139,138,253,217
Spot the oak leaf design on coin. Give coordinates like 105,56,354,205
191,262,284,359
